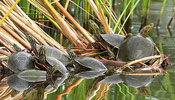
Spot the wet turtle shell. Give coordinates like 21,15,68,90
7,74,30,91
75,57,107,79
76,57,107,71
8,52,35,73
17,69,47,82
37,45,70,65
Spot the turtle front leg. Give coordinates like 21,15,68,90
106,46,115,60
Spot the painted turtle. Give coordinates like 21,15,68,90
118,23,154,62
8,44,35,73
88,20,125,59
27,34,70,65
37,46,69,91
38,46,69,75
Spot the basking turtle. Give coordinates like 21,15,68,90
118,23,154,62
38,46,68,75
8,44,35,73
37,46,69,91
88,20,125,59
26,34,70,65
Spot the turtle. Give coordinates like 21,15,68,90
8,44,35,73
36,46,69,91
88,20,125,60
26,34,70,66
37,46,69,75
66,48,107,79
118,23,154,62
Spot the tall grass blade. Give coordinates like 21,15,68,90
118,0,140,34
157,0,167,27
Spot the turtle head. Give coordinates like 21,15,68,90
26,34,38,54
38,46,46,64
88,20,99,32
140,23,154,37
13,44,22,52
66,48,76,59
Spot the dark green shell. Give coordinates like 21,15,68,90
118,34,154,61
8,52,34,73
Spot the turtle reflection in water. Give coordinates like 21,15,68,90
7,45,68,99
35,46,69,92
118,23,154,62
100,69,154,96
66,48,107,79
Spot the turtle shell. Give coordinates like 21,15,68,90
8,52,34,73
7,74,30,91
37,45,70,65
17,70,47,82
75,57,107,79
100,34,125,48
118,33,154,61
76,57,107,71
46,56,69,75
